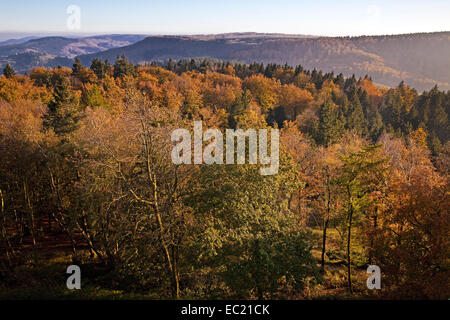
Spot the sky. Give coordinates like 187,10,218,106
1,0,449,38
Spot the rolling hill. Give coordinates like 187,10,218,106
79,32,450,91
1,32,449,91
0,34,147,73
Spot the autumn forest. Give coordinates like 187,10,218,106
0,56,448,300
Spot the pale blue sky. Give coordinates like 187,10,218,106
1,0,449,36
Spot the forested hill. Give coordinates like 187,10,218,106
0,34,147,74
79,32,450,92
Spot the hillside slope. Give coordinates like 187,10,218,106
79,32,450,91
0,34,147,73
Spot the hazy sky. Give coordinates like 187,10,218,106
1,0,449,37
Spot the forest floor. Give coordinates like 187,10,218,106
0,225,379,299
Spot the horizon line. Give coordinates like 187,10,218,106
1,30,450,40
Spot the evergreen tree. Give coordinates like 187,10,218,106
345,87,366,135
334,73,345,88
344,75,357,92
167,58,174,71
104,59,112,76
44,74,80,135
428,131,442,156
366,107,384,141
316,100,344,146
294,65,304,75
229,90,251,128
113,54,136,78
72,57,83,76
90,58,105,79
3,64,15,78
189,59,196,71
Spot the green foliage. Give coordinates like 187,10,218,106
81,84,106,108
223,231,319,299
72,57,83,76
316,100,344,146
344,87,365,135
335,144,388,291
3,63,15,78
90,58,106,79
44,73,81,135
113,54,137,79
187,155,319,298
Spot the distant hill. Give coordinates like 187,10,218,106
78,32,450,91
1,32,449,91
0,34,147,73
0,36,40,46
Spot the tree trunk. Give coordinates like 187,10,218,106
171,246,180,298
346,185,353,294
369,207,378,265
321,218,329,273
0,189,15,265
257,286,263,300
152,177,179,299
23,182,37,247
75,210,105,261
321,175,332,273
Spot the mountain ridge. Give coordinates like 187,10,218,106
1,31,449,91
77,31,450,91
0,34,148,73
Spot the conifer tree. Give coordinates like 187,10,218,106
44,74,80,135
346,87,366,134
90,58,105,79
317,100,344,146
2,64,15,78
113,54,136,78
72,57,83,77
